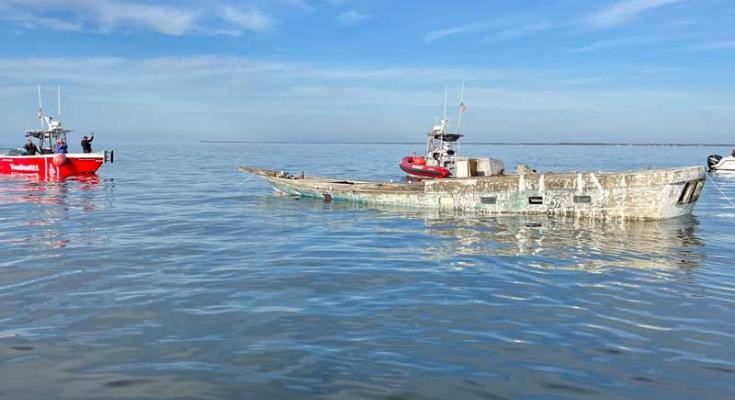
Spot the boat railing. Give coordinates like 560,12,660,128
1,148,24,156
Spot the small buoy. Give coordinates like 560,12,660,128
413,156,426,166
52,154,67,167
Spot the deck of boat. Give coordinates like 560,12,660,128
239,167,424,193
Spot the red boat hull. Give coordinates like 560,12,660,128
399,156,450,179
0,153,104,178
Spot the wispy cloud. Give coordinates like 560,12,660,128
281,0,314,12
335,10,368,26
569,35,681,52
586,0,683,29
219,5,274,33
428,18,559,45
11,15,84,32
93,1,201,35
570,38,633,53
424,24,481,43
571,31,710,53
690,39,735,50
486,22,553,42
0,0,274,36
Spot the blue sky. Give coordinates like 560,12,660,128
0,0,734,143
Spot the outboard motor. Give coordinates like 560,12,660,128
708,154,723,171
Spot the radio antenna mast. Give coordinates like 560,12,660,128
443,82,448,121
37,85,44,129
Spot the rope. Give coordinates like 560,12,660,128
706,173,735,208
110,152,133,161
236,174,253,186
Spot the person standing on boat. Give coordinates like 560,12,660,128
442,141,452,155
23,138,39,155
80,134,94,153
55,138,68,154
440,141,453,163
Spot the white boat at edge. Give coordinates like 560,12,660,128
708,152,735,172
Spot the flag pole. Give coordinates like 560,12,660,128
456,81,465,134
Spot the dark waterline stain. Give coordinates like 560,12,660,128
104,378,150,388
541,381,601,395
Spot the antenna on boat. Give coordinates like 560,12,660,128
57,86,61,120
37,85,44,129
455,81,465,134
442,82,448,122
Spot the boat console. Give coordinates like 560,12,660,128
453,157,505,178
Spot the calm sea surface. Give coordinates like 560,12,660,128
1,143,734,399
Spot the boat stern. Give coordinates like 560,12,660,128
654,166,706,219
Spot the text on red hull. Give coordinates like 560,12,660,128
0,153,105,178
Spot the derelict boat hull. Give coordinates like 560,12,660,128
240,165,706,221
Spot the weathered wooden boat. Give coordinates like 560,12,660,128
244,85,704,221
240,165,706,221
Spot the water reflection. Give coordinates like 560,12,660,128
420,214,703,271
271,197,705,272
0,175,114,249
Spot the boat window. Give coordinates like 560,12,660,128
480,196,497,205
574,195,592,204
528,196,543,205
691,180,704,202
677,181,695,205
678,180,704,205
677,182,690,204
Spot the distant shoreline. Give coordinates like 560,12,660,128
200,140,735,147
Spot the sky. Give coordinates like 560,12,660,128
0,0,734,143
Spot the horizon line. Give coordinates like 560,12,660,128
200,140,735,147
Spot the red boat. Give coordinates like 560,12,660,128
399,84,467,180
0,87,113,179
0,152,111,178
398,114,463,180
399,155,450,179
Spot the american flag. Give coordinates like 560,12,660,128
458,102,465,113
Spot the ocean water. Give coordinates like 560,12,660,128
1,143,734,399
